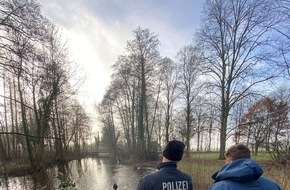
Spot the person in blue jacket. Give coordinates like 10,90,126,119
137,139,193,190
208,144,282,190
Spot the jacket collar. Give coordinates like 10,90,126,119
157,161,177,170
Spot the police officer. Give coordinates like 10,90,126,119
137,140,193,190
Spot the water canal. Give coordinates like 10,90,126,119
0,158,156,189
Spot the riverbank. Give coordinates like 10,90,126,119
1,158,32,177
0,153,93,177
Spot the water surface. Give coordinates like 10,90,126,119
0,157,156,190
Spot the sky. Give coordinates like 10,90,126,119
39,0,204,129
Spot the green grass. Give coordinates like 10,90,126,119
190,151,273,161
177,152,289,190
190,152,221,160
252,152,273,161
179,157,223,189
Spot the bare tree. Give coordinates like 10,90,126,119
270,87,290,152
176,45,203,157
160,58,179,143
197,0,280,159
193,96,208,151
69,101,91,156
126,27,160,160
97,88,120,160
111,55,138,155
272,0,290,76
0,0,89,170
1,0,45,166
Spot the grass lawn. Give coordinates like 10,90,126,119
178,152,289,190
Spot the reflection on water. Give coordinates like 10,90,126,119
68,158,156,189
0,158,156,190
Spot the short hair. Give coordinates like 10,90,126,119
225,144,251,161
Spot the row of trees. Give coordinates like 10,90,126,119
97,0,290,161
1,0,289,170
0,0,91,171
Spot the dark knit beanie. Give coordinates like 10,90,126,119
163,140,185,161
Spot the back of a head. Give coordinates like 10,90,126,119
225,144,251,161
163,140,185,162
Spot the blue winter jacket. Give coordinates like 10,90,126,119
137,162,193,190
208,158,282,190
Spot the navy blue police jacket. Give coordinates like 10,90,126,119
136,162,193,190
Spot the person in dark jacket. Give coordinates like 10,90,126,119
208,144,282,190
137,139,193,190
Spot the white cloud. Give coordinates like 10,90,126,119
39,0,203,130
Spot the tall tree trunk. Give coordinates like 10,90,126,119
3,79,11,159
13,78,20,157
165,103,170,143
17,76,33,166
131,86,136,152
255,143,259,156
9,79,17,157
186,100,191,157
208,120,213,151
137,57,146,160
219,92,229,159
